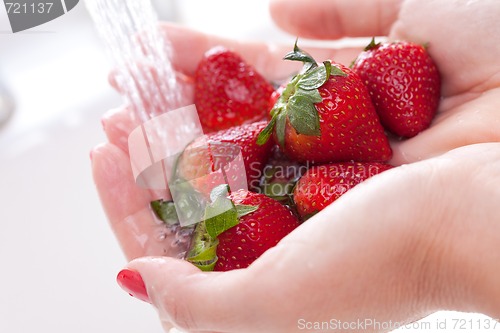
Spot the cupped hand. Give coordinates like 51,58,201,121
91,0,500,332
270,0,500,164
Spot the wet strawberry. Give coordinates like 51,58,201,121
267,84,285,118
194,47,274,133
215,189,299,271
186,186,300,271
258,42,392,164
175,121,274,194
293,162,393,219
352,39,441,137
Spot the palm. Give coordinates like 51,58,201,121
384,0,500,164
91,1,500,331
93,0,500,261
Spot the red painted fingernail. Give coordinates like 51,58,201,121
116,269,151,303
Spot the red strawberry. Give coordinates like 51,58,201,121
194,47,275,133
175,121,274,194
293,162,393,219
186,186,300,271
352,39,441,138
215,189,300,271
267,84,285,117
258,43,392,164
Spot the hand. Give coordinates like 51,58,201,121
121,143,500,333
91,0,500,331
271,0,500,164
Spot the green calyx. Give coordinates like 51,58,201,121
151,199,179,227
350,37,381,68
259,163,301,205
364,37,381,52
186,184,258,271
186,222,219,271
257,41,346,148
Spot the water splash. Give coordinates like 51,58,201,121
85,0,181,122
86,0,194,257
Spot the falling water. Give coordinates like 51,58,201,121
85,0,181,122
85,0,196,258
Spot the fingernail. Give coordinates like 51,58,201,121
116,269,151,303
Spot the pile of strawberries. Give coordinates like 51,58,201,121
152,39,441,271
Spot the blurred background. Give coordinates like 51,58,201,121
0,1,493,332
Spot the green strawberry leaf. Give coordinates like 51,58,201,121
186,222,218,271
187,238,219,262
257,115,277,146
209,183,230,202
283,39,317,66
297,87,322,103
235,204,258,218
204,196,239,239
287,92,321,136
192,259,218,272
323,60,332,78
364,37,381,51
170,181,206,225
260,47,344,145
297,61,332,90
260,163,301,206
263,181,295,198
263,164,277,179
275,111,287,148
150,199,179,226
349,58,356,69
330,63,348,77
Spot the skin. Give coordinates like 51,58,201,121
91,0,500,332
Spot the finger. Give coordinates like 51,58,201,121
161,22,362,79
127,257,261,333
125,159,440,333
101,106,138,154
390,91,500,165
102,73,195,153
109,67,195,99
109,65,195,114
270,0,402,39
91,143,182,260
161,22,295,80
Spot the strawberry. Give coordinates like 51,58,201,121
194,47,275,133
352,39,441,138
174,121,274,194
186,186,300,271
267,84,285,118
258,42,392,164
293,162,393,219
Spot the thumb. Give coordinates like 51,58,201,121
117,256,254,332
